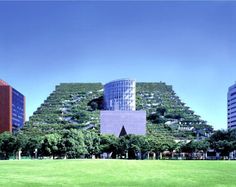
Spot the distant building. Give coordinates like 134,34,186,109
101,78,146,137
104,79,136,111
0,80,25,133
228,82,236,130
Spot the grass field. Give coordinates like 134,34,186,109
0,159,235,187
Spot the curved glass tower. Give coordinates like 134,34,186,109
104,79,136,111
228,82,236,129
101,78,146,137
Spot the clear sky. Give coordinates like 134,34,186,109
0,1,235,130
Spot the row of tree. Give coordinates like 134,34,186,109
0,129,236,160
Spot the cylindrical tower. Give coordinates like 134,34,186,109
104,79,136,111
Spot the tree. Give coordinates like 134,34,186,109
156,107,167,116
208,130,228,143
40,133,62,159
60,129,87,159
84,130,100,158
195,140,209,152
214,140,233,157
87,96,104,110
228,130,236,151
0,132,16,159
180,141,195,153
147,135,162,154
228,129,236,142
147,113,165,124
25,135,42,158
208,130,233,158
100,134,118,158
15,132,29,157
118,135,149,159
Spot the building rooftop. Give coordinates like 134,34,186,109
0,80,9,86
104,78,135,86
228,82,236,91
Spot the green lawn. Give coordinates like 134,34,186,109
0,159,235,187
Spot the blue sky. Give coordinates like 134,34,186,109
0,1,235,129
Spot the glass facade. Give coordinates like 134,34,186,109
101,78,146,136
12,88,25,131
104,79,136,111
228,83,236,129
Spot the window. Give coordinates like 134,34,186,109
231,92,236,97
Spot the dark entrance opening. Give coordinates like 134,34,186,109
119,126,127,137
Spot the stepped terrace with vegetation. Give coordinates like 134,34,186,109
3,82,236,160
28,82,213,140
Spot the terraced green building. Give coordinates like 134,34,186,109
28,82,213,140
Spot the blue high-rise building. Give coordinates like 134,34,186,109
228,82,236,130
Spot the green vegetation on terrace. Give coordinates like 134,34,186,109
1,83,232,160
28,82,213,140
29,83,103,127
0,160,235,187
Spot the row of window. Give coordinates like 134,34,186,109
230,124,236,128
105,82,135,89
228,85,236,129
228,115,236,120
105,92,135,96
231,91,236,97
228,110,236,116
105,90,135,94
106,83,134,87
105,84,135,90
228,106,236,111
228,96,236,103
228,101,236,106
228,120,236,124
